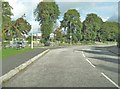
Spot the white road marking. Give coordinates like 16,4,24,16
86,58,96,68
82,51,95,68
82,49,91,51
82,48,119,88
101,72,120,88
82,51,86,57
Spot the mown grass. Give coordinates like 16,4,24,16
2,47,33,59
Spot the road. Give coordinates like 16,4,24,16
2,48,47,75
3,45,119,87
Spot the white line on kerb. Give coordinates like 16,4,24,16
86,58,96,68
82,51,86,58
101,72,120,88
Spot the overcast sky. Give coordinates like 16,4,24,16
4,0,119,33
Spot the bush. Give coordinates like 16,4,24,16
26,36,31,44
117,34,120,48
44,41,50,46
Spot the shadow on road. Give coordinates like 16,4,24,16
83,50,116,57
94,46,119,56
89,57,119,64
75,45,119,74
97,64,119,73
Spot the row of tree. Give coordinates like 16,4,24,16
1,1,31,41
1,1,120,47
34,1,119,45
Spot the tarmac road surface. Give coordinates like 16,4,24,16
3,45,119,88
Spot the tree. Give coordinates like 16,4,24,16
34,1,60,44
41,21,53,42
15,17,31,36
61,9,82,43
54,27,63,42
2,1,13,40
82,13,103,41
2,16,31,40
0,1,2,39
118,23,120,48
2,1,13,30
100,21,118,42
117,33,120,48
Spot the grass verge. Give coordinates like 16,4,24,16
2,48,33,59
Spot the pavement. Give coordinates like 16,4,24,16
2,45,119,88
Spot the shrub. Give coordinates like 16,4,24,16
117,34,120,48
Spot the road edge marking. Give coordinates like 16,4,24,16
0,49,50,83
101,72,120,88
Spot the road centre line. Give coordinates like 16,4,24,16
82,51,86,58
82,51,95,68
82,49,91,51
82,49,119,88
101,72,120,88
86,58,96,68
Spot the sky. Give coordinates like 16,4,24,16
4,0,119,33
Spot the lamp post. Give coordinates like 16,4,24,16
70,22,72,45
31,7,34,49
31,32,33,49
50,33,54,46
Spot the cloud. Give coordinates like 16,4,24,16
12,2,28,20
101,16,109,22
5,0,27,20
4,0,43,33
4,0,42,21
29,20,40,33
56,0,119,2
57,2,118,22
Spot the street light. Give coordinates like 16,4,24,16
70,21,72,45
31,7,34,49
31,32,33,49
70,34,72,45
50,33,54,46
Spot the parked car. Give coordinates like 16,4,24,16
10,41,25,48
44,41,51,46
16,42,25,48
